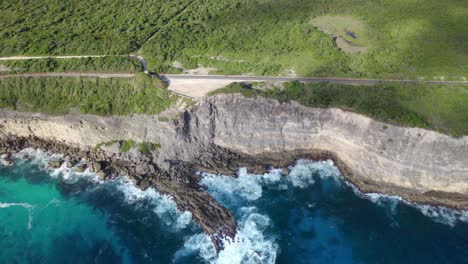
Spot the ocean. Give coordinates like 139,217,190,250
0,149,467,263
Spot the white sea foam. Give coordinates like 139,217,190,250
196,159,468,263
0,202,33,209
49,161,97,183
173,233,217,263
197,162,343,264
0,202,34,229
349,184,468,227
411,204,468,227
200,159,341,204
115,178,193,231
12,148,63,169
287,159,341,188
175,207,277,264
216,210,277,264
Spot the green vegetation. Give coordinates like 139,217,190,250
0,0,192,55
94,140,118,151
0,73,187,115
310,16,368,53
120,140,136,153
210,82,468,136
95,140,160,154
1,0,466,79
158,116,170,122
140,0,467,80
0,57,142,74
138,142,161,155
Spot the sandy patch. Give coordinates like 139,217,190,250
172,61,217,75
168,79,235,99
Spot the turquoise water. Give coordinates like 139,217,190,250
1,150,467,263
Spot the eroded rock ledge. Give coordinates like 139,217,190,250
0,93,467,249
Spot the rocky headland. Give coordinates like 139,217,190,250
0,93,467,249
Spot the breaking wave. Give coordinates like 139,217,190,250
174,207,277,264
192,159,468,263
2,151,467,263
115,178,193,231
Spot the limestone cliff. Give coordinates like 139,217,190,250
0,93,467,246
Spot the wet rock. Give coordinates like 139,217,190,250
89,161,102,172
48,160,63,169
66,160,75,168
74,164,86,172
2,156,15,166
139,179,150,190
96,170,107,179
281,167,289,176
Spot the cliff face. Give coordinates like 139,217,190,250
189,95,468,195
156,94,467,208
0,93,467,236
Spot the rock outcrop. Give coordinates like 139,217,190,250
0,93,467,249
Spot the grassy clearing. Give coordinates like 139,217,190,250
209,82,468,137
310,16,368,53
0,73,187,116
141,0,467,80
0,57,142,74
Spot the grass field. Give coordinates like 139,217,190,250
209,82,468,136
0,57,142,74
0,74,185,116
140,0,467,80
1,0,466,79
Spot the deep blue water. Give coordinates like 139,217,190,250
1,149,467,263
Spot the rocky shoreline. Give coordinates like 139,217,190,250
0,93,467,250
0,135,239,251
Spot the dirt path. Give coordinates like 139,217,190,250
0,72,134,78
0,55,106,61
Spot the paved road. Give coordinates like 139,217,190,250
163,74,468,85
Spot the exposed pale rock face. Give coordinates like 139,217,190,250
192,95,468,196
0,111,174,148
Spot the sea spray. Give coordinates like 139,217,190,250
115,178,193,231
175,207,277,264
1,154,467,263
